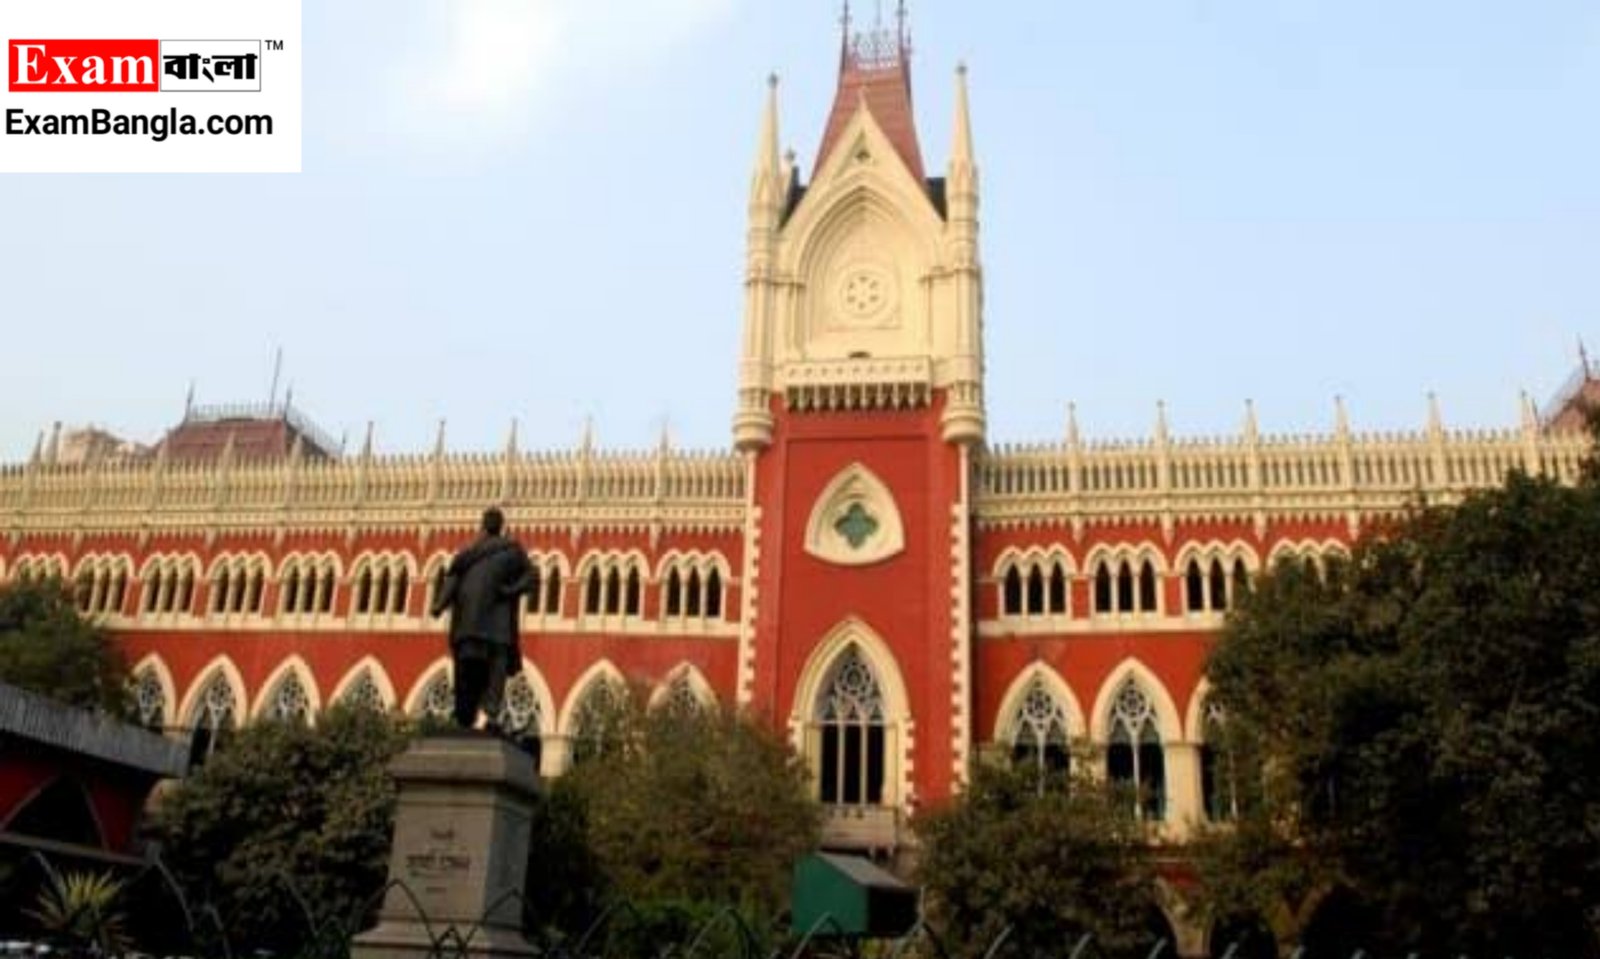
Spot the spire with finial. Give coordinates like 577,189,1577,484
1154,400,1170,445
1334,395,1350,439
1243,399,1259,442
1427,391,1444,436
361,421,375,459
1520,389,1540,432
579,416,595,455
433,419,447,458
1065,402,1080,448
29,429,44,466
1581,336,1593,377
751,73,782,213
44,422,61,465
816,0,924,181
505,418,520,458
183,381,195,421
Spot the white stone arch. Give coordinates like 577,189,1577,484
403,658,454,716
789,617,913,807
1174,539,1261,574
251,655,323,721
648,662,718,712
783,108,945,279
204,549,272,579
652,549,733,582
272,549,344,580
1088,658,1184,744
129,653,177,728
177,655,248,729
803,463,906,567
992,543,1076,578
557,659,628,737
1184,677,1216,744
329,656,398,711
992,662,1088,743
16,551,71,580
1084,541,1170,576
528,549,573,580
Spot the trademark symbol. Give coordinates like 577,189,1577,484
265,40,285,51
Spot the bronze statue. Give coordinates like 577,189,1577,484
429,507,534,731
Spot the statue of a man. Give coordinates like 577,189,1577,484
429,507,534,731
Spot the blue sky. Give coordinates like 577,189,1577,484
3,0,1597,460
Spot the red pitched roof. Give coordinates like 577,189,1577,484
814,35,925,184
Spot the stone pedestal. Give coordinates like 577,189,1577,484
352,735,539,959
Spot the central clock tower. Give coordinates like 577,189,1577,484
732,15,984,835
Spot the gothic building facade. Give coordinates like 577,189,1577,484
1,18,1594,887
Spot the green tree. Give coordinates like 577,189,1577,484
915,757,1162,959
151,705,412,956
558,693,820,944
1202,429,1600,956
0,578,129,715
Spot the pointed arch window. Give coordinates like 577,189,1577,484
339,671,386,712
267,672,311,724
189,673,238,765
1094,564,1113,614
1025,566,1045,615
571,680,624,765
584,568,603,615
1185,560,1205,613
316,568,334,614
282,567,302,614
211,567,233,614
1008,678,1070,791
664,568,683,617
544,567,562,616
133,669,166,731
1137,560,1158,612
624,568,641,616
705,569,723,619
419,672,453,721
1116,561,1135,612
1047,563,1067,614
391,567,409,614
1106,680,1165,820
1002,567,1022,616
816,646,887,807
1208,559,1227,611
685,569,702,618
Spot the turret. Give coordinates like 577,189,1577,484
734,75,784,452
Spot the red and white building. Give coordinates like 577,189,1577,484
2,18,1595,865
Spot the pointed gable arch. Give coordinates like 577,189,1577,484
329,656,397,712
178,655,247,728
252,655,321,722
1088,658,1183,744
992,662,1086,742
789,617,911,731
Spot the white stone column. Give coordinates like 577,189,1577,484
1164,741,1203,839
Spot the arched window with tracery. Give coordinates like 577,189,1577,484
339,671,386,712
189,672,238,764
266,672,312,724
1106,680,1165,820
571,680,624,765
496,673,543,767
815,647,887,807
1008,677,1070,790
418,671,453,721
133,668,166,731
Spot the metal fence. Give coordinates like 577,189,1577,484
0,849,1584,959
